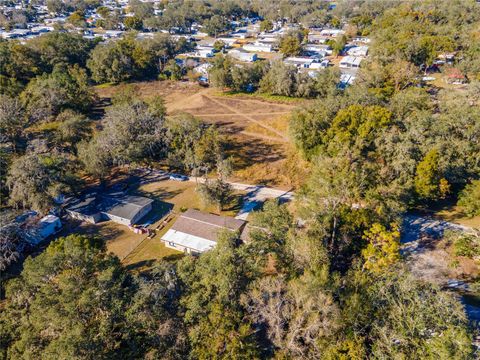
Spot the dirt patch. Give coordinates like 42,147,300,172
94,81,303,186
406,236,480,286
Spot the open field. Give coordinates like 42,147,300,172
95,81,307,187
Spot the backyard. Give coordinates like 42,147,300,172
66,178,245,272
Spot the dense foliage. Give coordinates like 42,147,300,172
1,1,480,359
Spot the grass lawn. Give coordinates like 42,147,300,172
132,179,244,218
419,198,480,229
73,221,147,260
434,206,480,229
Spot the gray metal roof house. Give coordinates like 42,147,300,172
66,193,153,226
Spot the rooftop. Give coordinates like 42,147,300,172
170,209,246,243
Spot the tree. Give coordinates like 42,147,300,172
414,149,450,201
208,55,234,89
0,94,26,151
204,15,227,37
197,179,233,211
0,40,40,94
279,34,303,57
243,274,340,359
259,19,273,32
213,40,225,52
177,232,259,359
259,61,297,96
361,223,400,273
79,98,166,176
248,200,295,272
87,35,153,83
28,32,96,72
124,15,143,30
458,180,480,217
165,114,224,177
6,153,72,213
327,35,346,56
1,234,189,359
164,59,183,80
341,268,473,359
20,65,94,122
327,104,393,152
0,218,28,271
54,110,91,153
67,11,86,28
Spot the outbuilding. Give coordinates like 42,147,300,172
161,209,246,255
66,193,153,226
28,215,62,245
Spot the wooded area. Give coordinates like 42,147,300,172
1,0,480,359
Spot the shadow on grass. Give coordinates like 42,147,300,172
225,136,285,172
135,187,184,202
137,200,174,225
76,223,124,242
224,193,244,213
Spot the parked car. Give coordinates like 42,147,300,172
170,174,189,181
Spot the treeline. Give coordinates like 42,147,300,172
0,31,192,94
0,205,473,358
209,55,341,98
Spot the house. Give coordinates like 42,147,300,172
284,56,315,68
353,36,371,43
243,42,273,53
194,47,214,58
217,37,238,47
338,73,356,89
304,44,331,56
161,209,246,255
66,193,153,226
320,29,345,37
230,29,252,39
339,56,363,69
28,215,62,245
309,59,330,69
193,63,212,77
307,33,328,44
346,45,369,57
228,49,257,62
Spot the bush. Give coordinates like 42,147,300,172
451,232,480,258
458,180,480,217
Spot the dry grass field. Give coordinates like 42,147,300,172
95,81,309,187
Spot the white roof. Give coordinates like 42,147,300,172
340,56,363,66
40,214,60,224
162,229,216,252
